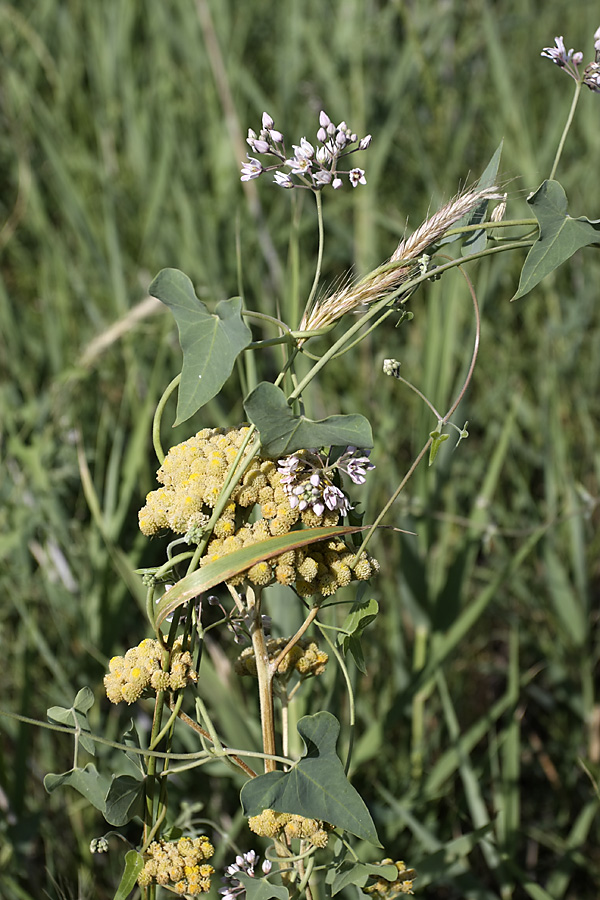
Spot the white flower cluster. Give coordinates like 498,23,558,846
219,850,272,900
277,445,375,517
241,111,371,190
541,27,600,92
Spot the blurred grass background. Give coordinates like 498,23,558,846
1,0,600,897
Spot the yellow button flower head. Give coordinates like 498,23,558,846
364,860,417,898
248,809,331,848
104,637,197,705
139,426,379,599
235,638,328,681
138,837,215,894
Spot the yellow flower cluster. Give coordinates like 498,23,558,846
363,860,416,898
248,809,330,849
235,638,328,679
137,836,215,894
104,637,197,705
138,426,379,598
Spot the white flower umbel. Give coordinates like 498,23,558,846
541,29,600,92
277,446,375,516
239,109,372,191
219,850,272,900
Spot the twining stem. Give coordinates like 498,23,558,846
152,374,180,464
353,436,432,563
247,586,277,772
549,80,583,182
315,622,357,774
143,691,166,848
271,604,321,674
354,261,481,560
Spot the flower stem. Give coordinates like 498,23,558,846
549,80,582,182
300,190,325,328
152,374,181,464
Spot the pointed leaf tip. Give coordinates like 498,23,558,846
149,268,251,423
240,711,380,844
512,180,600,301
244,383,373,457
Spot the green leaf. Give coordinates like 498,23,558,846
512,180,600,301
104,774,146,826
122,720,146,776
439,140,503,253
113,850,144,900
338,598,379,674
155,525,364,627
240,711,380,844
236,873,289,900
47,687,96,756
244,382,373,457
328,861,398,896
44,763,110,813
428,431,449,466
149,268,252,424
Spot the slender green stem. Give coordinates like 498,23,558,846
290,241,532,403
152,692,184,747
152,374,181,464
144,692,166,846
271,603,321,675
549,80,583,182
315,621,356,775
300,191,325,327
353,436,432,562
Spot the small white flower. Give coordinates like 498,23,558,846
247,136,270,153
584,62,600,91
541,36,568,64
286,152,312,175
274,170,294,188
323,485,351,515
313,170,333,186
348,167,367,187
319,110,331,127
332,177,343,189
383,358,402,378
262,112,274,130
240,157,263,181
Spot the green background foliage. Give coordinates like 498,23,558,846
1,0,600,897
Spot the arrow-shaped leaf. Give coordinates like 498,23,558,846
244,383,373,457
236,874,289,900
44,764,110,813
240,712,380,844
155,525,364,627
47,687,96,756
328,861,398,896
149,268,252,424
512,180,600,301
104,774,146,826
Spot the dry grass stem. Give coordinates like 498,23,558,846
299,186,502,337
